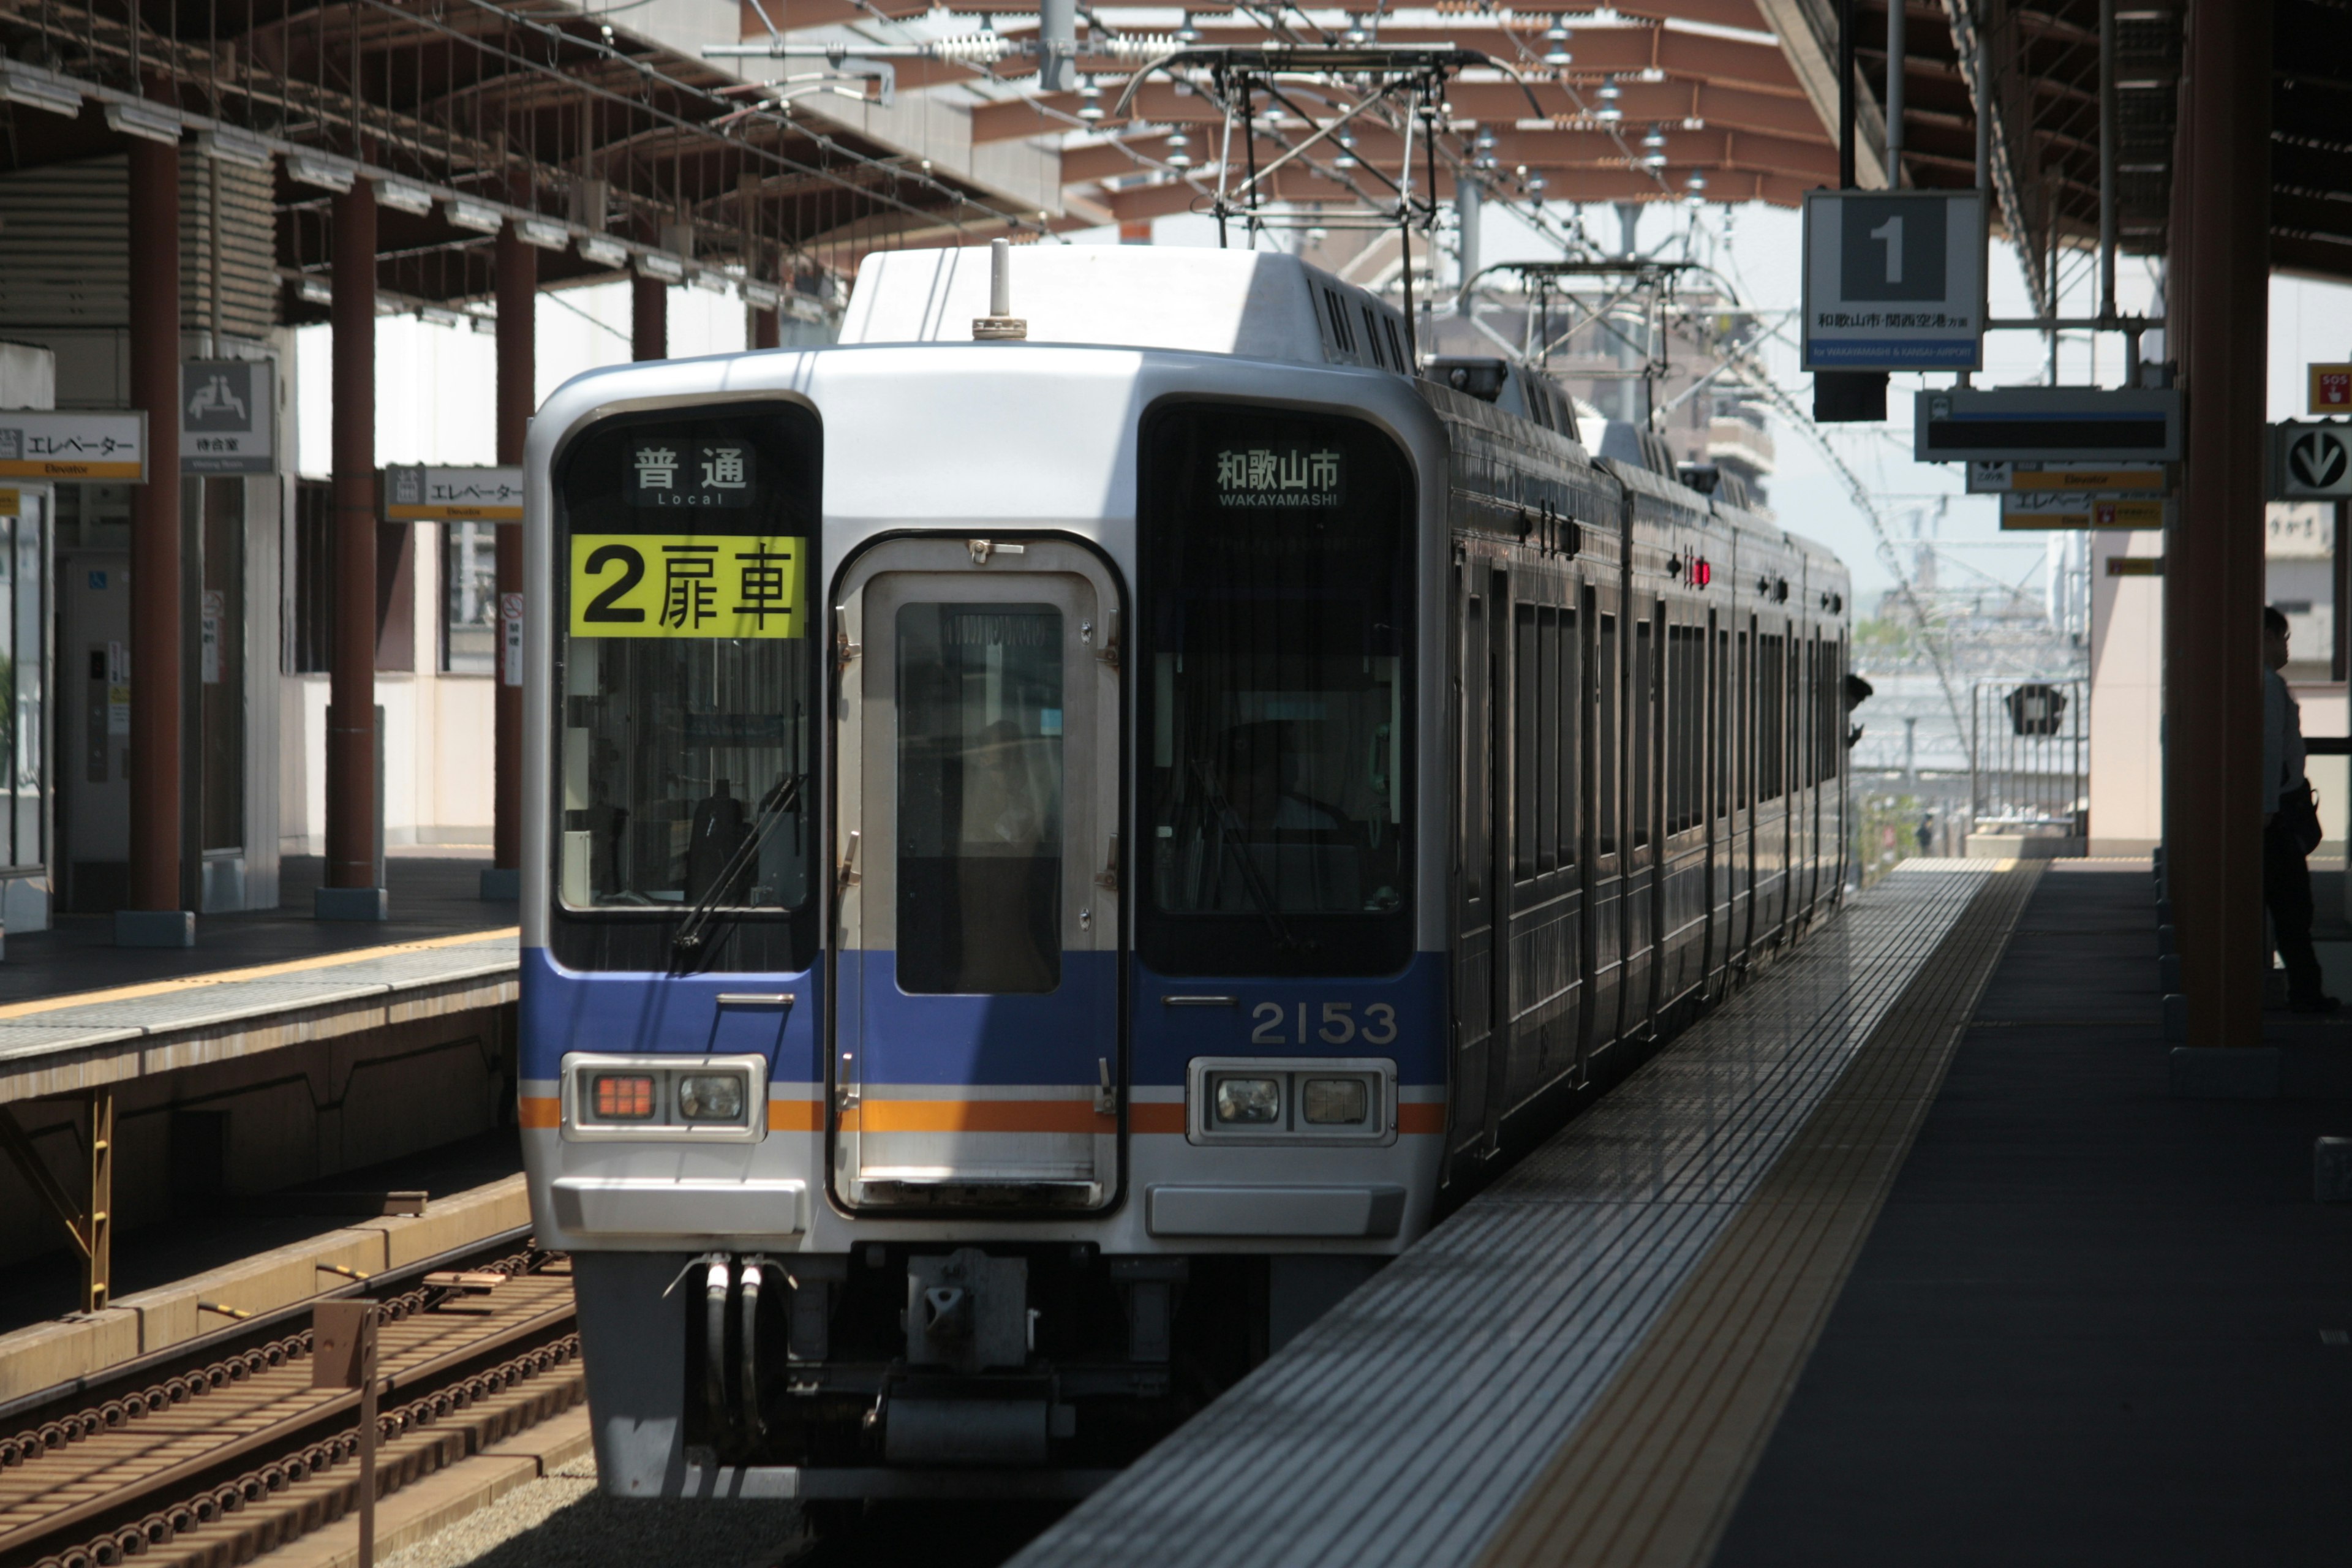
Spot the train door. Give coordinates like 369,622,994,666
1621,599,1659,1035
830,537,1123,1209
1498,576,1583,1128
1450,564,1511,1166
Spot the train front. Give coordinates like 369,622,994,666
518,320,1450,1499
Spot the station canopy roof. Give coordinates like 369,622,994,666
0,0,2340,318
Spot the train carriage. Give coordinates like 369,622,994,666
518,243,1850,1501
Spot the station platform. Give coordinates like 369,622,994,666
1010,859,2352,1567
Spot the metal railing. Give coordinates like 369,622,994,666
1969,677,2087,842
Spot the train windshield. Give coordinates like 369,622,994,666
1139,405,1414,977
549,406,822,971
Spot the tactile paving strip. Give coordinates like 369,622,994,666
1474,864,2042,1568
1009,864,2011,1568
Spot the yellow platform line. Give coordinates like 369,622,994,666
1476,864,2043,1568
0,927,521,1023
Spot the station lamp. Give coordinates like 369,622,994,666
1165,129,1194,168
1640,125,1668,170
1594,77,1623,124
196,127,273,171
376,178,436,216
1077,77,1106,122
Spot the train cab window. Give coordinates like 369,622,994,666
549,405,821,972
1138,404,1414,977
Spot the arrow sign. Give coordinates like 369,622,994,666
2291,430,2347,489
2274,421,2352,499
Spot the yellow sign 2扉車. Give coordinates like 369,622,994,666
569,533,807,638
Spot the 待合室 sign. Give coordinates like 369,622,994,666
1801,189,1986,371
181,360,275,474
2000,492,2173,530
1966,461,2169,495
2312,364,2352,414
384,466,524,521
1913,388,2182,464
2271,421,2352,500
0,412,146,481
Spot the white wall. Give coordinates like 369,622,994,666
2087,530,2166,853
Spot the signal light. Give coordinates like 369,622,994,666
593,1074,657,1120
1694,557,1712,587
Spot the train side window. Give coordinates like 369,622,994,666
1715,628,1731,824
1631,614,1653,850
1736,628,1749,812
1465,587,1487,904
1514,603,1538,881
1558,608,1579,870
1537,606,1559,876
1596,612,1617,857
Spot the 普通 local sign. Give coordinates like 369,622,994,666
0,412,146,481
384,466,524,521
1801,189,1986,372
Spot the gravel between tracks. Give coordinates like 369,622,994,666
380,1459,811,1568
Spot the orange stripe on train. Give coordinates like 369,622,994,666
518,1096,559,1128
840,1100,1114,1134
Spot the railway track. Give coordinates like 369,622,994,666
0,1246,581,1568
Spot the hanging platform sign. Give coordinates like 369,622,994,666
1801,189,1986,371
0,411,146,481
2271,421,2352,500
384,465,524,521
1914,387,2182,463
2000,492,2173,530
181,360,275,474
1966,460,2170,495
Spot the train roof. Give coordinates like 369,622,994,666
839,244,1415,375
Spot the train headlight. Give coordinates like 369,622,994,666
592,1074,657,1120
676,1072,746,1123
1302,1077,1370,1125
1213,1077,1282,1125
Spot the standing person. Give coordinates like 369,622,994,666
2263,606,2337,1012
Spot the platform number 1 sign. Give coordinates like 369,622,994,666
1802,189,1985,372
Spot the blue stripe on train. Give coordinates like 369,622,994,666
518,947,824,1082
519,947,1448,1088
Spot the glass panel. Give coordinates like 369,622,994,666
1632,616,1652,849
895,603,1064,995
552,407,821,972
1596,615,1617,856
1464,589,1486,903
1138,405,1414,977
1514,603,1536,881
443,521,499,674
562,637,812,910
201,479,244,853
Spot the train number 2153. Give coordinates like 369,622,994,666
1250,1001,1399,1047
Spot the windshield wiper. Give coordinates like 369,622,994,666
671,772,803,973
1188,759,1314,956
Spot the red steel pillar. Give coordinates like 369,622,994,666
121,137,189,946
2165,0,2271,1047
491,225,533,897
632,273,667,361
323,178,383,918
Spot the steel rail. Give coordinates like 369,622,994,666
0,1278,576,1565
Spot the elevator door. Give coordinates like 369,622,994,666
58,554,130,910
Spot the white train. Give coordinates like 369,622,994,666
517,242,1852,1504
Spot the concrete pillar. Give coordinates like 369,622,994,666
489,226,532,900
321,179,385,920
751,306,780,351
120,138,191,947
632,274,667,361
2163,0,2271,1045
